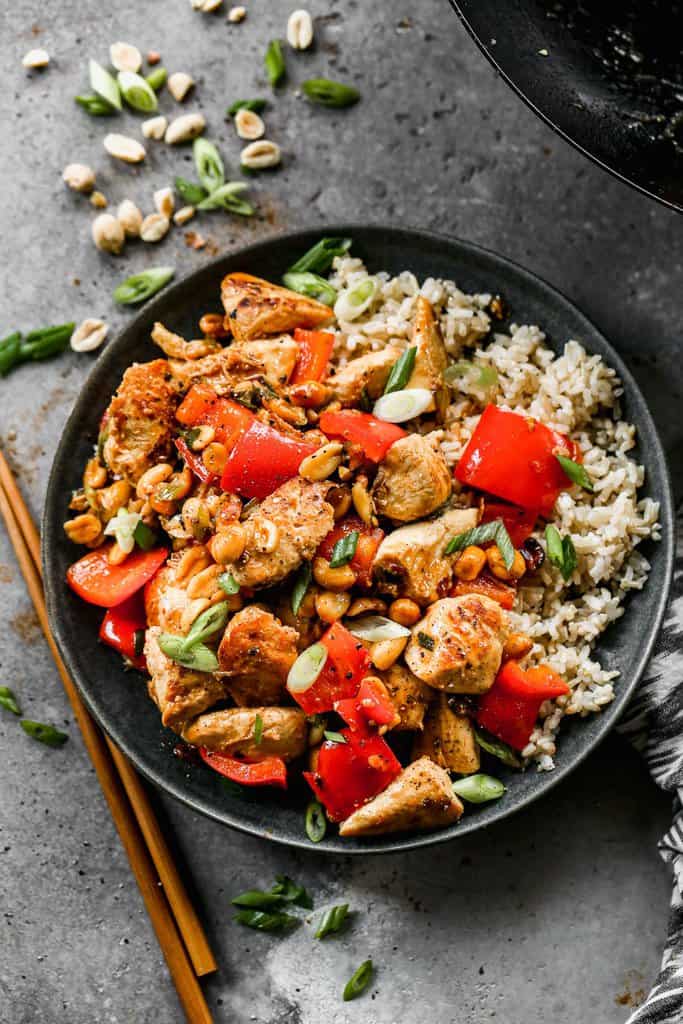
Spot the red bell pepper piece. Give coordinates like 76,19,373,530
199,748,288,789
481,500,539,548
304,728,401,821
220,420,318,500
290,328,335,385
176,382,253,447
67,546,168,608
287,622,372,715
317,515,384,588
476,660,570,751
175,437,215,484
455,405,578,514
319,409,406,463
335,676,400,733
99,592,147,670
452,572,517,610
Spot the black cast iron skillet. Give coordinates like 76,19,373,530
451,0,683,213
42,226,674,853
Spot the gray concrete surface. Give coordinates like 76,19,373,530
1,1,681,1022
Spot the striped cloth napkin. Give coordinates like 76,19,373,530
618,521,683,1024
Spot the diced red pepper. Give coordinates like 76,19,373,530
303,728,401,821
335,676,400,733
287,622,372,715
476,660,570,751
317,515,384,588
290,328,335,385
455,405,578,514
452,572,517,610
99,592,147,671
175,437,216,484
199,749,288,789
67,546,168,608
176,382,253,447
319,409,406,463
220,420,319,500
481,500,539,548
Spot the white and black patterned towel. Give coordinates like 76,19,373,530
619,520,683,1024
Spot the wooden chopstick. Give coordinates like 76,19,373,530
0,450,216,978
0,454,214,1024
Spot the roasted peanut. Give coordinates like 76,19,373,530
388,598,421,627
315,590,351,624
210,523,246,564
347,597,387,617
182,497,212,539
352,476,375,525
186,564,223,600
327,485,352,521
288,381,333,409
63,513,102,545
263,396,308,427
299,442,344,482
252,518,280,553
176,545,212,583
189,425,215,451
136,462,173,498
454,545,487,581
98,480,132,520
199,313,229,337
369,635,408,671
202,442,228,476
503,632,534,661
180,597,212,633
313,556,356,591
107,541,130,566
487,545,526,581
83,457,107,490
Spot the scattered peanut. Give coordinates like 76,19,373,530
227,5,247,21
110,41,142,73
289,381,333,408
369,635,408,671
351,476,375,525
70,319,109,353
240,140,281,170
313,556,356,592
91,213,125,255
315,589,351,624
347,597,387,617
234,109,265,140
83,458,107,490
89,191,108,209
107,541,130,566
62,163,96,194
154,187,175,219
140,212,170,243
22,49,49,69
98,481,132,520
193,0,223,10
176,545,212,583
202,441,228,476
453,545,487,581
142,115,168,140
299,442,343,481
287,9,314,49
327,485,352,521
168,72,195,102
388,598,421,627
210,523,247,564
64,513,101,545
103,133,146,164
174,205,195,226
503,632,534,661
186,564,223,600
165,113,206,144
487,545,526,581
189,425,215,450
136,463,173,498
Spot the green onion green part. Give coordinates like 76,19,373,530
264,39,286,87
0,686,21,715
545,524,577,581
323,730,347,745
556,454,594,492
271,874,313,909
452,773,506,803
315,904,349,939
231,889,283,909
343,960,374,1001
133,520,157,551
444,518,515,570
193,138,225,194
383,346,417,395
291,562,312,616
329,531,359,568
233,908,299,932
175,177,208,205
117,70,158,113
474,728,521,769
254,713,263,746
302,78,360,108
157,636,219,672
282,271,337,306
182,603,229,650
305,800,327,843
218,572,240,596
74,93,117,116
288,237,352,275
113,267,174,305
145,66,167,92
20,720,68,747
417,631,435,651
227,98,267,116
89,59,122,111
196,182,254,216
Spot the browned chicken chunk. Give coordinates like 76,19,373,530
217,605,298,706
373,508,478,606
338,757,463,837
328,346,402,407
372,434,452,522
102,360,178,484
167,335,298,394
405,595,509,693
379,663,432,731
221,273,333,342
145,626,228,733
405,296,449,417
145,546,219,634
182,706,307,761
231,478,335,590
412,693,480,773
151,322,221,361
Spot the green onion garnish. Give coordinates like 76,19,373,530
264,39,286,87
383,346,417,395
474,728,521,769
556,454,594,492
302,78,360,108
117,70,157,113
145,67,167,92
156,637,219,672
343,959,374,1001
291,562,312,616
444,518,515,570
329,531,359,568
282,271,337,306
323,730,346,744
113,267,174,305
287,237,352,275
315,904,349,939
182,604,229,650
196,182,254,216
305,800,327,843
233,908,299,932
254,714,263,746
88,59,122,111
218,572,240,595
0,686,21,715
20,720,68,747
227,98,267,116
175,177,208,205
74,94,117,116
452,773,506,803
417,632,434,650
545,524,577,581
193,138,225,194
133,520,157,551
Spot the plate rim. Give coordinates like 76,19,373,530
42,223,675,854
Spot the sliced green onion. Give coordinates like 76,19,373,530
133,520,157,551
234,908,299,931
0,333,22,376
343,959,373,1001
291,562,312,616
227,98,267,116
323,730,346,744
452,773,506,803
329,531,359,568
104,508,142,554
89,59,122,111
20,720,68,747
182,603,229,650
282,271,337,306
444,518,515,569
315,904,349,939
288,237,352,275
175,177,208,205
196,182,254,216
545,524,577,581
287,643,328,694
347,615,411,643
417,631,434,650
157,636,219,672
334,277,377,321
495,522,515,571
254,713,263,746
145,66,167,92
556,454,594,492
113,267,174,305
117,70,158,112
0,686,21,715
231,889,283,908
383,346,417,395
305,800,327,843
302,78,360,108
307,714,327,747
218,572,240,595
264,39,286,87
75,93,117,115
474,728,521,769
271,874,313,908
444,360,498,398
193,138,225,194
372,387,432,423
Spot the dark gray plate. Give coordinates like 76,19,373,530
42,226,674,854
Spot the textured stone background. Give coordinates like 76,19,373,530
1,2,681,1022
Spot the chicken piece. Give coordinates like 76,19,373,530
372,434,452,522
328,346,402,407
145,627,228,733
406,296,449,418
236,336,299,388
151,321,221,361
380,663,432,731
405,595,508,693
412,693,480,773
221,273,333,342
182,706,307,761
217,605,298,706
168,335,298,394
231,478,335,590
373,507,478,606
339,757,463,837
102,359,178,484
145,546,214,633
274,592,323,652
